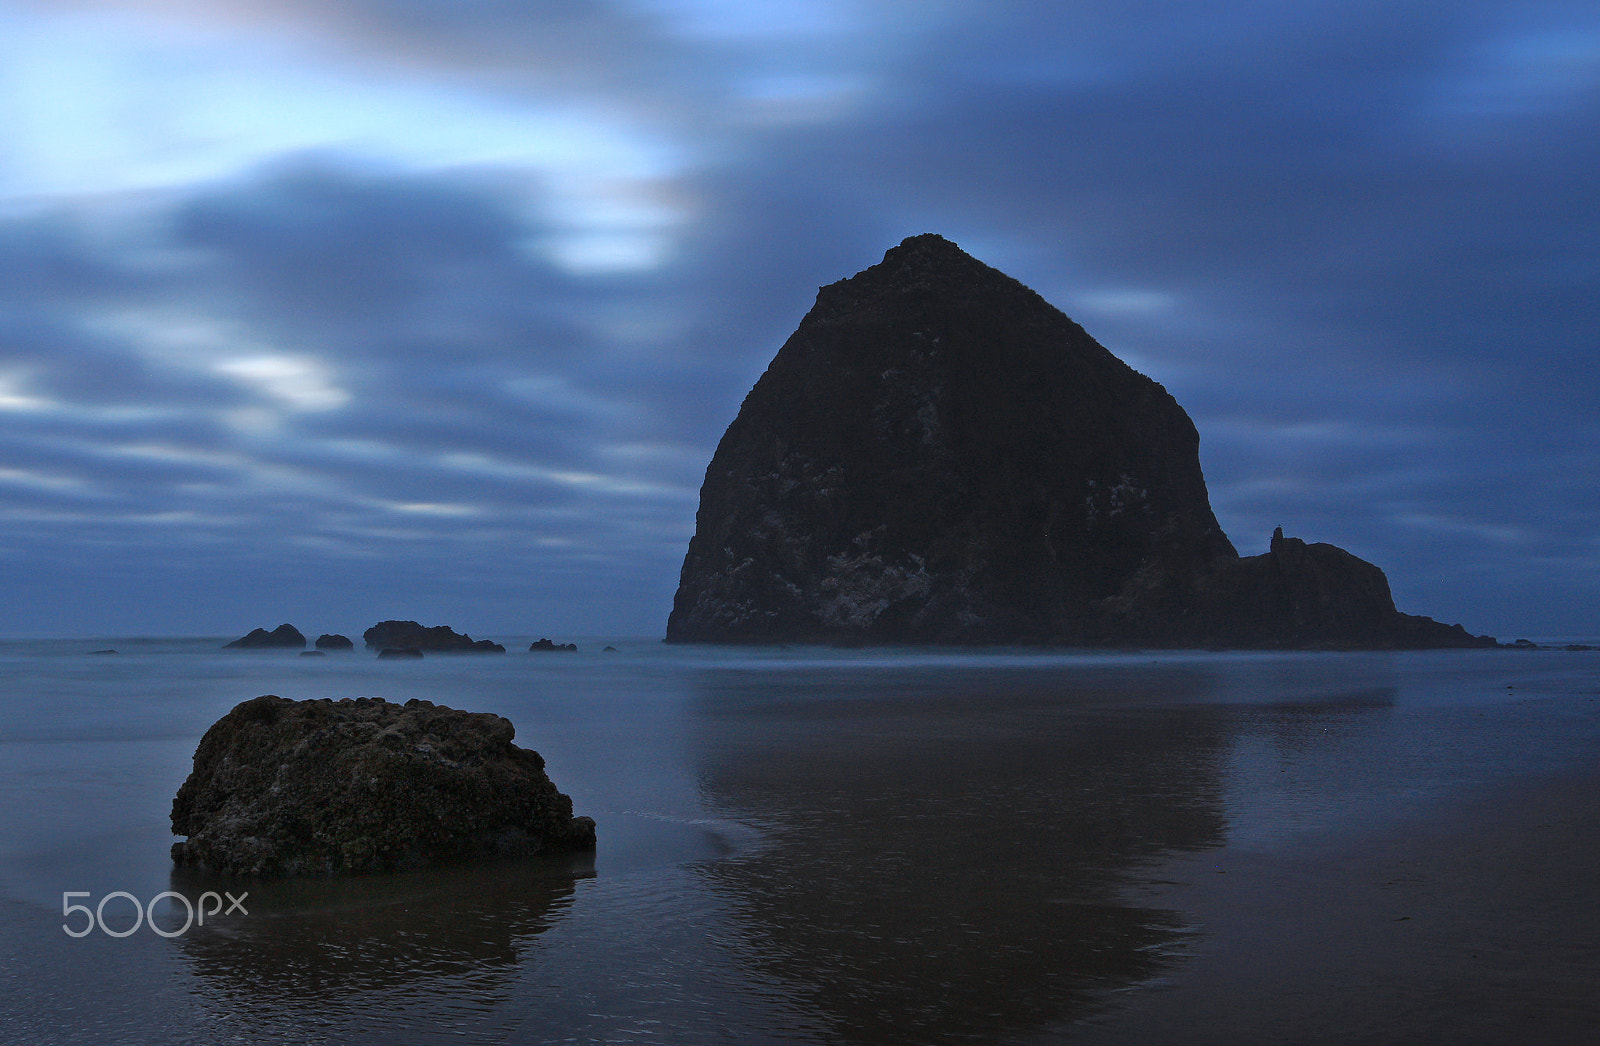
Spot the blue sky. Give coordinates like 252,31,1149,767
2,0,1596,640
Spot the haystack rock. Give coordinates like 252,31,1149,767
170,695,596,876
667,234,1492,649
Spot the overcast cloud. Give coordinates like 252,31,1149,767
1,0,1596,638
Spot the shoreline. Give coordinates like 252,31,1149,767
1071,734,1600,1044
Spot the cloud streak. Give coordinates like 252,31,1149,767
1,0,1596,638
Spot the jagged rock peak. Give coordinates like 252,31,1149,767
667,234,1236,645
666,235,1493,649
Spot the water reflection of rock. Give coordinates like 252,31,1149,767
168,854,591,1026
690,663,1233,1044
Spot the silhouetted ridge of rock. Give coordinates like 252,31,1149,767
224,623,306,649
363,620,505,653
666,234,1492,649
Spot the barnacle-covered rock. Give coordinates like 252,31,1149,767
171,695,594,876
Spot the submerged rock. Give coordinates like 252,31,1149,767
223,624,307,650
667,234,1492,649
377,646,424,660
362,621,505,653
170,695,596,876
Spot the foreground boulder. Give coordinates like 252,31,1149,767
223,624,306,650
667,234,1492,649
171,695,595,876
363,620,505,653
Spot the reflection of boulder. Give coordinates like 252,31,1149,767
171,695,596,876
223,624,306,649
169,856,589,1022
691,663,1232,1043
363,620,505,653
377,646,424,659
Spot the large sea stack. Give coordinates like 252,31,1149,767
667,234,1490,649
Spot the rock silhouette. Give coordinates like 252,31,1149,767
170,695,595,876
667,234,1491,649
363,621,505,653
223,624,306,649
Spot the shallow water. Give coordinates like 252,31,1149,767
1,637,1597,1043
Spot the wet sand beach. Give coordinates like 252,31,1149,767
1074,750,1600,1044
2,641,1597,1044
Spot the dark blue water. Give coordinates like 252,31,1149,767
2,638,1597,1044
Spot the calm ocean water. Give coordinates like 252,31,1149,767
2,636,1598,1044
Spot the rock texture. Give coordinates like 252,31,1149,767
223,624,306,650
667,234,1491,649
363,621,505,653
170,695,596,876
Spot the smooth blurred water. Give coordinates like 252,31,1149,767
1,637,1597,1044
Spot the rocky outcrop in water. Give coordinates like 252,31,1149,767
170,695,595,876
223,624,306,649
315,633,354,650
529,638,578,652
667,234,1492,649
1123,527,1495,649
363,621,505,653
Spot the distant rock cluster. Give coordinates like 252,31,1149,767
221,621,584,656
667,234,1494,649
171,695,595,876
